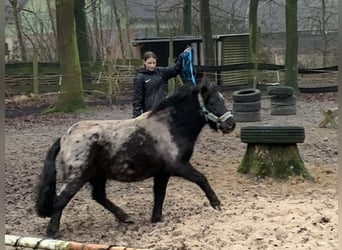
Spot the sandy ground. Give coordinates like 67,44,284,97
5,92,337,250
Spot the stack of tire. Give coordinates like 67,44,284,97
232,88,262,122
267,86,296,115
240,125,305,144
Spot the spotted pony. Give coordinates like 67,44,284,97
35,80,236,237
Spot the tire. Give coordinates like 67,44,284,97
233,88,261,103
233,101,261,112
267,86,294,96
270,96,296,106
270,105,296,115
240,125,305,144
233,111,261,122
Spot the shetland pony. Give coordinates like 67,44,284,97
36,81,235,237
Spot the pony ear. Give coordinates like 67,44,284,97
198,78,217,99
200,85,209,96
200,83,211,100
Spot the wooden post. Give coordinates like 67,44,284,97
107,61,113,104
168,35,175,95
33,50,39,94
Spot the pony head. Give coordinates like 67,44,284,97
197,80,235,134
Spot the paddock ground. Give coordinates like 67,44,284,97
5,92,337,250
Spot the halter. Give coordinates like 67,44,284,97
198,93,234,129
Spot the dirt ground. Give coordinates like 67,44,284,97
5,91,338,250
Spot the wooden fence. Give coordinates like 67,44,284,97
5,61,138,104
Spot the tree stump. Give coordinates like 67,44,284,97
238,126,313,180
238,144,312,180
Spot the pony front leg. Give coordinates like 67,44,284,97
174,162,221,210
151,173,170,222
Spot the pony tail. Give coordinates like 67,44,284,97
35,138,61,217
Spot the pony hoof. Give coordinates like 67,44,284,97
214,205,222,211
151,216,162,223
123,217,134,224
118,214,134,224
46,230,63,239
210,200,221,210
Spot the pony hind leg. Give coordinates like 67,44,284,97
151,173,170,223
46,176,87,238
89,175,132,223
174,162,221,210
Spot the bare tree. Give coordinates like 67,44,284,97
183,0,192,34
130,0,180,37
8,0,27,61
46,0,57,49
21,10,56,62
248,0,260,87
112,0,125,58
209,0,247,34
75,0,90,63
284,0,299,93
200,0,215,80
90,0,101,61
123,0,133,58
302,0,337,67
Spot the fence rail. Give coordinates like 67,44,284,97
5,63,338,98
5,234,146,250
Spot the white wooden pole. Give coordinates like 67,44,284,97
5,234,146,250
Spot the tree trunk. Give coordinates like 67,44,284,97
320,0,327,67
46,0,57,61
183,0,192,34
284,0,300,94
90,1,101,61
112,0,125,58
74,0,90,63
124,0,133,58
154,2,160,37
248,0,259,88
52,0,86,112
74,0,91,83
9,0,27,62
200,0,215,81
238,144,312,180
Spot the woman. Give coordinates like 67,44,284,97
132,48,190,118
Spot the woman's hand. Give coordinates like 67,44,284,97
184,47,191,53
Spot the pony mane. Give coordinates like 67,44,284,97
149,79,217,116
150,84,197,115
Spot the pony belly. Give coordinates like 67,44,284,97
106,162,155,182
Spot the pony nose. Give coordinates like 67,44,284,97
221,117,235,133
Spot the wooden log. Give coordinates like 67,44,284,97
5,234,145,250
319,107,338,129
238,143,313,180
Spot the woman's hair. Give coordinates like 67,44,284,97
143,51,157,61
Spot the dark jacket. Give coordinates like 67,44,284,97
132,53,184,118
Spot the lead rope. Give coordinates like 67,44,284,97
182,46,197,85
